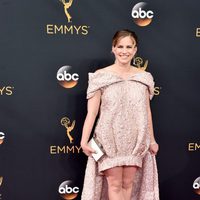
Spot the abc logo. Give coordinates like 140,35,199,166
131,2,154,26
193,177,200,195
57,72,79,81
132,7,153,18
57,65,79,89
58,180,79,200
0,132,5,145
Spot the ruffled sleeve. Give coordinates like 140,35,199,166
86,70,123,99
86,73,99,99
131,71,155,100
86,72,103,99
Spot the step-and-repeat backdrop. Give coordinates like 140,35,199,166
0,0,200,199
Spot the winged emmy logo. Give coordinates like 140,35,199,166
59,0,74,23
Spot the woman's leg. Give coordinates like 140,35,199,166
104,166,124,200
122,166,138,200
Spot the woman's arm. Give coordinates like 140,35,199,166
80,89,101,155
146,89,156,143
146,89,159,155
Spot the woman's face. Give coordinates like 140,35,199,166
112,36,137,65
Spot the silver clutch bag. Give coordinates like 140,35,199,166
88,137,105,161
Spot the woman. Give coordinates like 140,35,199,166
81,29,159,200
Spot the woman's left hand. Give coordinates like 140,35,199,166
149,143,159,155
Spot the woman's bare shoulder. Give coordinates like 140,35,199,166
95,65,114,73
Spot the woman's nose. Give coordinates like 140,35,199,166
122,48,127,53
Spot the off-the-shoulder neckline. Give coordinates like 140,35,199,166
89,70,149,81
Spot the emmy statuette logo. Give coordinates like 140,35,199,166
49,117,81,154
133,56,161,96
61,117,75,144
133,56,148,71
46,0,90,35
60,0,74,23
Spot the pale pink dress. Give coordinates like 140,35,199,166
81,70,159,200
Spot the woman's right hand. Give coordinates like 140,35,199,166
81,143,96,157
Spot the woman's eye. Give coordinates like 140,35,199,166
116,45,132,49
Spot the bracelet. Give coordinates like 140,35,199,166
150,141,157,145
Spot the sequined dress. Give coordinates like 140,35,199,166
81,70,159,200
